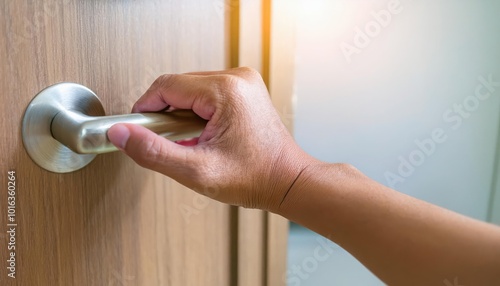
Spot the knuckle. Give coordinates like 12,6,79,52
235,66,261,80
211,74,240,99
152,74,176,89
220,67,263,90
216,73,239,87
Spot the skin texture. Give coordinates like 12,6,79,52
108,67,500,285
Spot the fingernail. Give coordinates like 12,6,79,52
108,124,130,150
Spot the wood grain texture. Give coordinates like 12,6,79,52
0,1,233,285
237,209,266,286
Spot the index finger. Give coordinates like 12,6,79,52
132,68,257,120
133,74,219,120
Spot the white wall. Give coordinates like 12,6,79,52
288,0,500,285
294,0,500,220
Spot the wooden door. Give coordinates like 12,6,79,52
0,1,289,285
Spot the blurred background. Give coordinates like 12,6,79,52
286,1,500,285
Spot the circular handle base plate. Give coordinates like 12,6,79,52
22,83,105,173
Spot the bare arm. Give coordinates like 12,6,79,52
278,162,500,285
108,67,500,285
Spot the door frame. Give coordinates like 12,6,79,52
231,0,298,285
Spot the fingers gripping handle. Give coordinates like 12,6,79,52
22,82,206,173
51,110,206,154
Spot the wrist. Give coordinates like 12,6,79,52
263,145,321,213
273,162,362,218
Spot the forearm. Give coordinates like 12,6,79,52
112,68,500,284
277,162,500,285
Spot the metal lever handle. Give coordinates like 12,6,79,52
22,83,206,173
51,110,205,154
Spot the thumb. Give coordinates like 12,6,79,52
107,123,198,180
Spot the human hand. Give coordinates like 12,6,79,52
108,67,315,211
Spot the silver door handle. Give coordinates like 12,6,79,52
22,83,207,173
51,109,205,155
